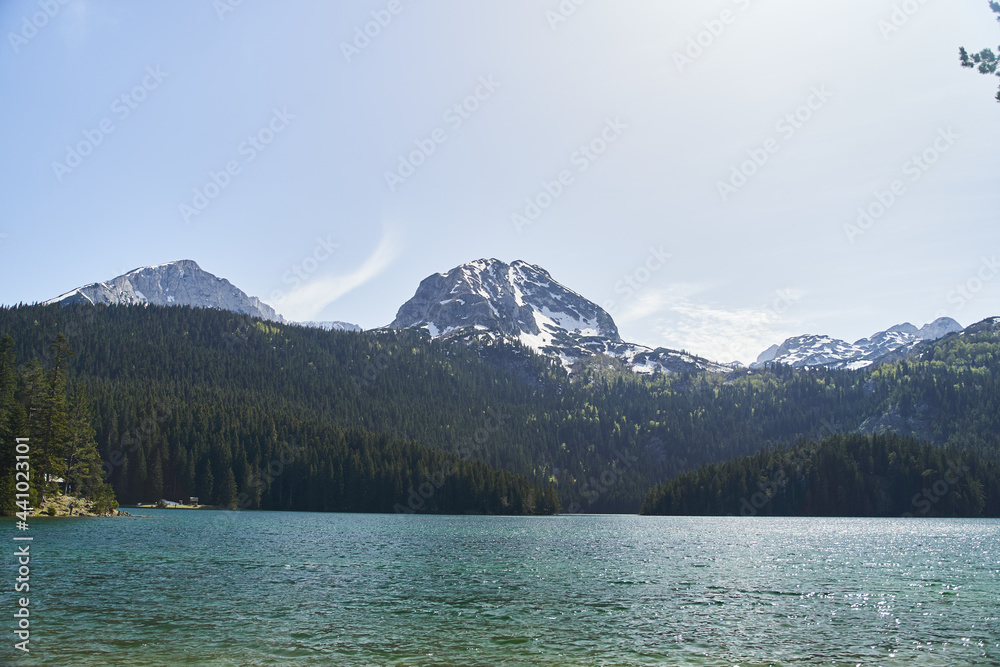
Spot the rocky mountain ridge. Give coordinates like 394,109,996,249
751,317,964,370
43,258,980,377
46,260,363,331
46,260,283,322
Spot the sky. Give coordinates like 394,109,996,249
2,0,999,364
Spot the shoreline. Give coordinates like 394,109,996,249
126,503,216,511
24,492,128,518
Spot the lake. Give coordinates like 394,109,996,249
3,512,998,665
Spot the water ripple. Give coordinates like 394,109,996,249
2,513,997,666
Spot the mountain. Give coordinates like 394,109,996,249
755,344,780,365
389,258,729,374
916,318,965,340
38,257,970,378
45,260,283,323
297,321,363,332
751,317,963,370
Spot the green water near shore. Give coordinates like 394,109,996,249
3,512,998,665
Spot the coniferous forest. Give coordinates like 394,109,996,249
0,303,998,515
641,433,1000,517
0,333,118,516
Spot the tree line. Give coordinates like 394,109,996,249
641,432,1000,517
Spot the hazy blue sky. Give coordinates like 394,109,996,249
2,0,999,363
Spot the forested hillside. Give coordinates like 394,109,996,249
0,306,559,515
0,305,997,514
858,317,1000,458
641,433,1000,517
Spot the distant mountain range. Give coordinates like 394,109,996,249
296,321,363,333
43,258,981,374
751,318,964,370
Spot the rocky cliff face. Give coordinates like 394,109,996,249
46,260,282,322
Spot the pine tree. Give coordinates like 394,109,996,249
28,334,72,499
0,336,17,514
64,387,104,497
219,467,238,509
90,482,119,515
959,2,1000,102
148,450,164,502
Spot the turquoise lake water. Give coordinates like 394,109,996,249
2,512,998,666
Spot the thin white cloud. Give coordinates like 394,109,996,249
273,228,401,322
616,284,806,365
612,283,705,326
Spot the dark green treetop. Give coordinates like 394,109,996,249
960,1,1000,102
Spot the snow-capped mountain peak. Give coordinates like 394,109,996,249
917,317,964,340
390,258,727,374
46,260,283,322
392,258,620,346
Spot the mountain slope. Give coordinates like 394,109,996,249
46,260,282,322
390,258,729,374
